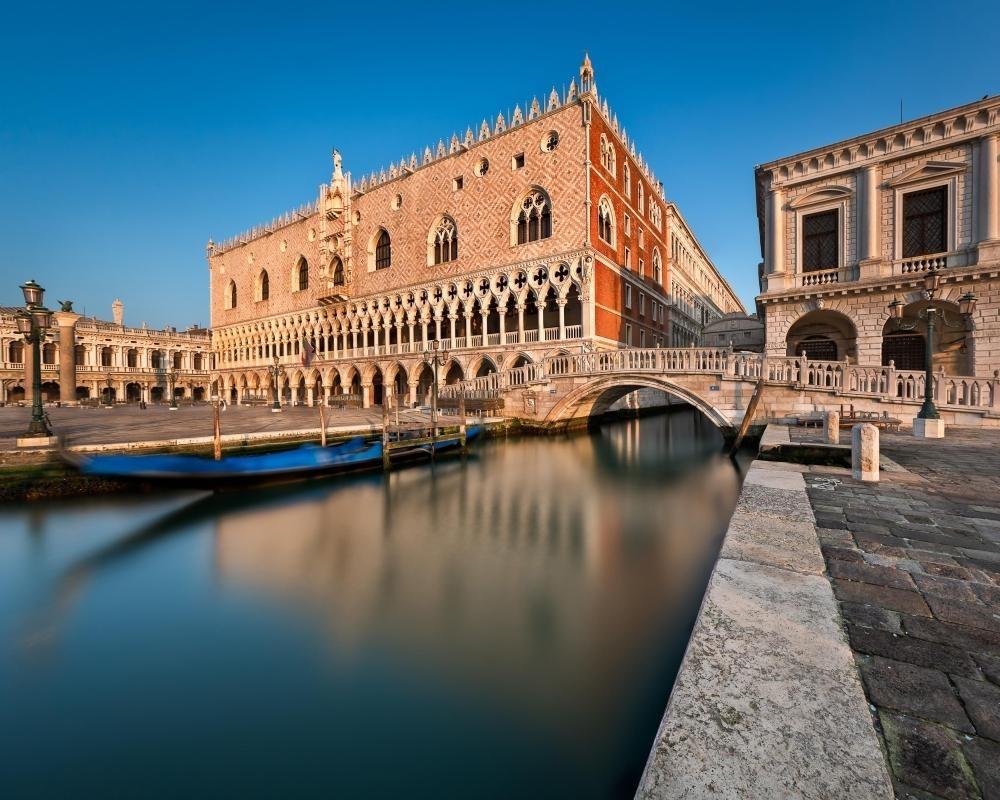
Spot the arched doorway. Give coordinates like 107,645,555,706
785,310,858,362
415,363,434,405
75,386,90,400
126,382,142,403
193,387,206,402
9,385,26,403
101,386,116,404
881,299,971,374
444,361,464,385
151,386,164,403
349,371,361,397
371,368,384,406
392,366,408,403
40,381,59,401
475,358,497,378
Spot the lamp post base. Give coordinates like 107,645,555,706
17,435,59,448
913,418,945,439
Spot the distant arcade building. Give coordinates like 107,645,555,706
208,56,743,407
756,94,1000,376
0,299,211,405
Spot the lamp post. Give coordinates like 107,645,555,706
16,279,54,440
268,355,285,412
167,368,178,410
104,371,114,407
422,338,450,436
887,269,976,437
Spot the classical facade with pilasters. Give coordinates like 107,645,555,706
209,56,743,407
0,300,211,405
756,95,1000,377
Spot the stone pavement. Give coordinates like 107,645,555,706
801,428,1000,800
0,404,436,451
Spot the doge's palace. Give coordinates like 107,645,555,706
209,56,743,407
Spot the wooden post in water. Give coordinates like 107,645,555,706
729,378,765,455
213,400,222,461
319,402,327,448
381,399,390,471
459,392,467,451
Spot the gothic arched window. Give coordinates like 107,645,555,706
374,229,392,270
431,217,459,265
297,257,309,291
652,249,662,285
515,189,552,245
597,197,615,245
600,134,616,176
258,270,269,301
228,280,237,309
332,257,345,286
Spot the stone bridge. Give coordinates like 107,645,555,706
441,347,1000,433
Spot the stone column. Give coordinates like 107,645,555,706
823,410,840,444
977,133,999,254
361,383,371,409
480,312,489,345
408,381,418,407
53,311,81,404
764,187,785,288
464,312,473,348
851,423,879,482
498,308,506,342
557,299,567,340
537,302,545,342
24,341,36,402
449,314,458,350
517,304,526,344
858,165,881,277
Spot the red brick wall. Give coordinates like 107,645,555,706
589,111,669,346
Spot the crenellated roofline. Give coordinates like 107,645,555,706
207,56,670,257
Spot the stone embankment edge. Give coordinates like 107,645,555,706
635,440,894,798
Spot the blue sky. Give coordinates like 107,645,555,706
2,0,998,327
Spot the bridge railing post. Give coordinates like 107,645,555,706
796,353,808,389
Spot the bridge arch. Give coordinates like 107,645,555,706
543,373,734,430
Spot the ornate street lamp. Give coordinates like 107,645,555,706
17,280,54,439
887,269,976,424
267,355,285,412
422,338,450,436
104,371,114,406
167,368,178,410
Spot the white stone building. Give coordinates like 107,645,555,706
0,299,212,405
756,95,999,376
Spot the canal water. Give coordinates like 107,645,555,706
0,408,742,799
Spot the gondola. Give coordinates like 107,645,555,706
63,426,482,489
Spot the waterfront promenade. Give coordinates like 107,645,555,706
0,404,434,454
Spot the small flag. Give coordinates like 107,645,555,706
301,336,315,366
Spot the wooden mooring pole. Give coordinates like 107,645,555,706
319,402,327,448
729,379,765,456
459,392,467,451
381,399,390,471
213,400,222,461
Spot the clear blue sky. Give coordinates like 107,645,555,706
2,0,998,327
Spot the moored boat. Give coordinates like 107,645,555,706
63,426,482,489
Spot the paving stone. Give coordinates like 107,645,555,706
962,736,1000,800
829,560,916,590
849,523,894,536
902,616,1000,655
847,626,980,678
737,483,815,523
721,510,825,575
925,594,1000,634
953,676,1000,742
821,544,865,563
971,582,1000,608
919,561,971,579
833,579,932,617
880,711,980,800
816,528,854,546
858,656,973,732
913,573,982,604
973,653,1000,685
840,601,903,634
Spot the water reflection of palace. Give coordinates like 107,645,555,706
212,421,739,740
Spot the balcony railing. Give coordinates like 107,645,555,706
800,267,841,287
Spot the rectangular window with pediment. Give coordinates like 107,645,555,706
802,209,839,272
902,186,947,257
